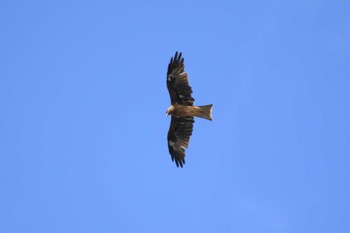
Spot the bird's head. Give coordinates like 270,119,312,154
166,105,174,117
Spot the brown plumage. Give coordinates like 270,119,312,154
166,51,213,167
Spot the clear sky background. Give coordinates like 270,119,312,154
1,1,349,232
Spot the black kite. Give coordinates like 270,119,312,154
166,51,213,167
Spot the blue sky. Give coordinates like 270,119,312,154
1,1,349,232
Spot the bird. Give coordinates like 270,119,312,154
166,51,213,167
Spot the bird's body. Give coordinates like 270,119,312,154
166,104,213,120
166,51,213,167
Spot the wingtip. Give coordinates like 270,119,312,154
174,51,178,61
173,157,185,168
173,51,183,61
177,158,185,168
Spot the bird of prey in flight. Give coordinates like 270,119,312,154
166,51,213,167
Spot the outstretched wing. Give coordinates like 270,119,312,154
167,116,194,167
167,52,195,106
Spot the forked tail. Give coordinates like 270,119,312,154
195,104,213,121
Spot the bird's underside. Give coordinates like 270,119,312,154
167,104,213,121
166,51,213,168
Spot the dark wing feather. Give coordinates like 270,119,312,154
167,51,195,106
167,116,194,167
